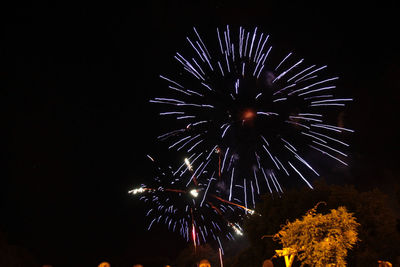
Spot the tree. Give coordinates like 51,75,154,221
272,202,359,266
230,180,400,267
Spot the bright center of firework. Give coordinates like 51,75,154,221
240,108,256,123
129,187,145,195
231,224,243,235
189,189,199,198
184,157,193,171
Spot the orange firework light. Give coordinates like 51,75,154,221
240,108,256,124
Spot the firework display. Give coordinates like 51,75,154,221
129,155,251,251
151,25,352,200
131,25,352,249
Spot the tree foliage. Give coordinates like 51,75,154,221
273,203,359,266
230,180,400,267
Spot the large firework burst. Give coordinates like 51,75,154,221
151,25,353,205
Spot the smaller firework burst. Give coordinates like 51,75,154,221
129,154,255,251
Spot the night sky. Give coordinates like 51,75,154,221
4,1,400,266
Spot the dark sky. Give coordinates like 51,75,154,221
3,1,400,266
